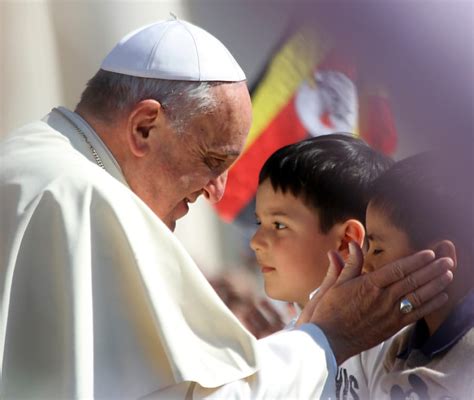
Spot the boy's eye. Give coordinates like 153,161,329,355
274,222,287,230
255,218,261,226
372,248,384,255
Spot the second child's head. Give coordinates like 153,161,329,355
250,134,392,306
364,152,473,281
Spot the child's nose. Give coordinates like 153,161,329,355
362,259,374,274
250,229,264,252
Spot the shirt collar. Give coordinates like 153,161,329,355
398,289,474,359
46,107,129,188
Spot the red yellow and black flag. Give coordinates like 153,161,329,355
215,26,397,226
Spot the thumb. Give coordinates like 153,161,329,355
316,251,344,299
337,241,364,283
296,251,343,327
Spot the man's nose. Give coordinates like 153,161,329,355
203,171,228,203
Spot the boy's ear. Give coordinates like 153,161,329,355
338,219,365,261
127,99,162,157
431,240,457,270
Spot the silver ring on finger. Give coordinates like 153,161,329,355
399,298,414,314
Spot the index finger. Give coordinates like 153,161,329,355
370,250,436,288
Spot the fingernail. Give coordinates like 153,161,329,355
424,250,436,260
441,270,454,285
349,241,357,256
327,251,333,261
309,288,320,300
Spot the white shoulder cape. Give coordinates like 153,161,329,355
0,111,258,399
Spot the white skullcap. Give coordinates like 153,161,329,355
101,17,246,82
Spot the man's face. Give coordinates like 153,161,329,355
250,180,342,307
133,82,252,231
363,202,415,273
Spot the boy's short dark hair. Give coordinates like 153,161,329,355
369,151,473,260
258,134,393,232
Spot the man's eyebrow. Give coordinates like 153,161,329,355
206,150,241,159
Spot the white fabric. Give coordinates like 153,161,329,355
283,292,378,400
335,343,387,400
143,324,337,399
340,327,474,400
101,18,246,82
0,110,336,399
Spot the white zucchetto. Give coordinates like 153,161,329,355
101,17,246,82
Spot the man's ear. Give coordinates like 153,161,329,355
337,219,365,261
127,99,162,157
432,240,457,270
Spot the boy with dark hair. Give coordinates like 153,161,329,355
354,151,473,399
251,133,393,308
250,134,393,399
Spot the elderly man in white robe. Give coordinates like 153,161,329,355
0,18,454,399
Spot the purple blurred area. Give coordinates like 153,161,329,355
189,1,473,161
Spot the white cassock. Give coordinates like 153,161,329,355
0,107,336,399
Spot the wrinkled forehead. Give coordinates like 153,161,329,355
194,84,251,149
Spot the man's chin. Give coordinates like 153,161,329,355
161,217,176,232
162,202,189,231
173,202,189,224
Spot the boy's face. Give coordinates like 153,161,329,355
250,180,341,306
364,202,416,273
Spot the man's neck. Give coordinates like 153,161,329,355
74,107,128,166
74,107,110,139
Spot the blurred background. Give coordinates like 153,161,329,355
1,1,473,316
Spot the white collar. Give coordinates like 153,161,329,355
48,107,129,188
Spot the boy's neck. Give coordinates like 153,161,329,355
424,306,453,335
424,272,470,335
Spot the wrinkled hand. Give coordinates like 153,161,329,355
297,242,453,364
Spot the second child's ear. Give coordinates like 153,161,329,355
338,219,365,261
432,240,457,270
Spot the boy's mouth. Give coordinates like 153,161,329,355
260,266,276,273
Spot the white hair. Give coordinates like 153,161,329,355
77,70,222,133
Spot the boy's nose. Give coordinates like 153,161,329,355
250,229,259,251
250,229,262,252
362,259,375,274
